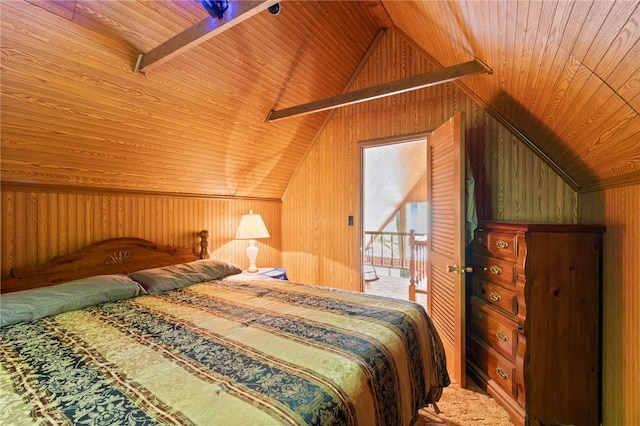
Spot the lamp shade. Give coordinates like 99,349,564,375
235,211,270,240
236,211,269,273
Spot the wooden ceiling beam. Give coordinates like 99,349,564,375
266,58,492,122
135,0,279,73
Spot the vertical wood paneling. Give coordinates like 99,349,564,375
2,191,15,270
0,186,282,279
479,111,578,224
27,192,38,267
580,184,640,426
283,24,640,421
282,28,577,292
14,193,26,268
48,193,58,260
67,193,77,253
37,193,47,264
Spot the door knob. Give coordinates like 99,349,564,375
445,264,473,274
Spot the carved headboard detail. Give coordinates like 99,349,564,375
1,231,209,293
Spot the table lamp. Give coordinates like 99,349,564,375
235,210,270,272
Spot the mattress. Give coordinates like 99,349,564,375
1,275,449,425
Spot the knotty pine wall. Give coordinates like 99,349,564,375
282,28,577,290
282,27,640,423
580,185,640,426
1,19,635,423
1,184,282,278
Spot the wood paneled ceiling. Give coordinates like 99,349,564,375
364,140,426,233
1,0,379,199
1,0,639,199
387,0,640,191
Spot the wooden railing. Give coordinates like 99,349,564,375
364,231,411,269
408,231,428,301
364,230,428,301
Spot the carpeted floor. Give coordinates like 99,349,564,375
415,379,514,425
364,273,514,426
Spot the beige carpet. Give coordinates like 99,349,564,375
364,275,514,426
415,379,514,426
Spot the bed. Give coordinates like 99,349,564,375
0,231,449,425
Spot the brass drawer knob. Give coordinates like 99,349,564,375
496,330,509,342
495,240,509,249
496,367,509,380
489,291,502,302
489,265,502,275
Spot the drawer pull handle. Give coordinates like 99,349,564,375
495,240,509,249
496,330,509,342
489,291,502,302
496,367,509,380
489,265,502,275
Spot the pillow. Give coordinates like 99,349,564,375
0,274,145,328
128,259,241,295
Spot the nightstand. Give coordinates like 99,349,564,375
228,267,288,281
256,267,288,280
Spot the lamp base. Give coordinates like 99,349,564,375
246,240,259,273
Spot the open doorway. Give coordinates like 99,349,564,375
360,138,427,304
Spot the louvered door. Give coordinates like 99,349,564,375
426,112,466,385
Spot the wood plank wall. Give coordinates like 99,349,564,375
282,28,577,290
283,27,640,423
0,184,282,278
580,185,640,426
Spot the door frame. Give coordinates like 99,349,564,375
355,132,430,291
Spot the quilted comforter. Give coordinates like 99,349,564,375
1,277,449,425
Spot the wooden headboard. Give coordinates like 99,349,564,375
1,230,210,293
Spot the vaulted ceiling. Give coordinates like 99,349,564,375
387,0,640,191
1,0,639,198
363,140,426,233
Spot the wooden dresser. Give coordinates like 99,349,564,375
466,221,605,426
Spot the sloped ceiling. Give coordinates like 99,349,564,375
1,0,380,199
364,140,426,233
1,0,638,198
385,0,640,190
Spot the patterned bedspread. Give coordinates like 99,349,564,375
1,277,449,425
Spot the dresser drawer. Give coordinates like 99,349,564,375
467,335,517,399
471,278,518,316
474,229,519,259
469,298,519,361
472,255,517,288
